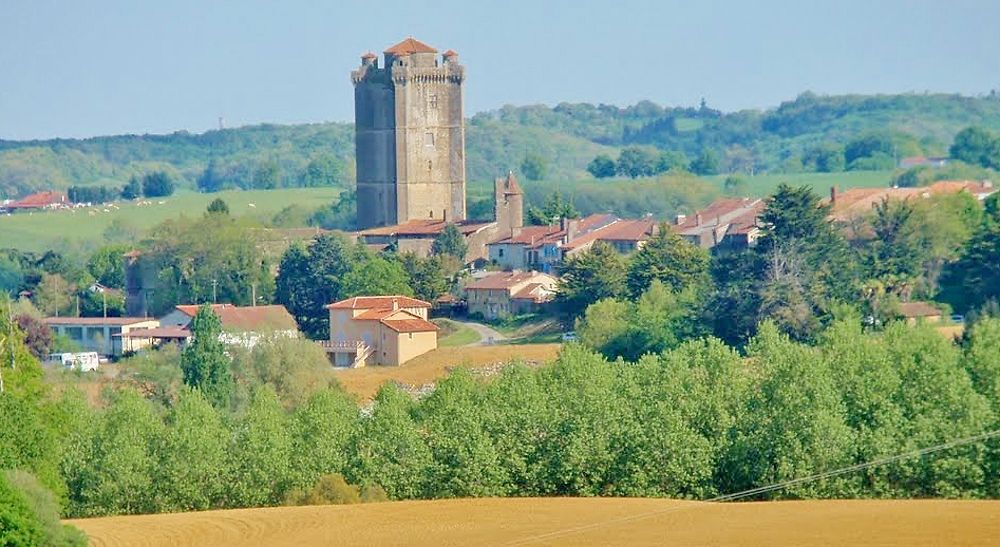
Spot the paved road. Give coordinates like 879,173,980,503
458,321,506,346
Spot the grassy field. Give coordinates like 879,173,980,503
707,169,894,197
333,344,561,400
68,497,1000,546
434,318,482,347
0,187,340,252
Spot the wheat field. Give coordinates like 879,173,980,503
68,497,1000,546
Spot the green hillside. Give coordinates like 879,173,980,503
2,92,1000,200
0,188,339,253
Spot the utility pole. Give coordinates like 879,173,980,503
212,279,218,304
102,291,107,318
251,283,257,307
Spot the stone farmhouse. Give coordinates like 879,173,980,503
324,296,438,367
123,303,298,350
826,180,996,222
673,197,765,249
465,271,558,320
488,215,656,273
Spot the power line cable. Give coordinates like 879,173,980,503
505,428,1000,546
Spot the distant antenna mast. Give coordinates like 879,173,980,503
218,116,225,130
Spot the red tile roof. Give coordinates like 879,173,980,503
442,49,458,57
359,219,493,238
898,301,942,318
498,172,522,196
594,218,657,243
327,296,432,310
384,37,437,55
8,191,67,209
381,317,439,333
361,51,377,59
175,304,297,331
466,271,557,291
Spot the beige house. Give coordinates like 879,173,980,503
325,296,438,367
465,271,558,320
43,317,160,357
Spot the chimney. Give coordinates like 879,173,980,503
675,214,687,225
560,217,568,232
695,213,703,226
830,186,838,204
567,219,579,241
392,298,399,311
443,209,448,222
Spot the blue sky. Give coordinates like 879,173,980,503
2,0,999,139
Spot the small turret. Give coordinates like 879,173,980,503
360,51,377,67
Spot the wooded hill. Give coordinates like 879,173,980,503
2,92,1000,198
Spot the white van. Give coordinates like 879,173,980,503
47,352,100,372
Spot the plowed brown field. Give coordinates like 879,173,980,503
333,344,561,400
68,497,1000,546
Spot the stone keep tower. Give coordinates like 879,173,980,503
352,37,467,229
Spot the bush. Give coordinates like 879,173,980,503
1,470,87,547
284,474,361,506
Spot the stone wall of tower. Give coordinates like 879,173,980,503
352,43,466,229
353,60,397,229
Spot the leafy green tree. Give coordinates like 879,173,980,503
252,159,281,189
627,225,710,297
0,471,46,547
155,388,229,511
79,289,125,318
121,175,142,200
309,191,357,231
866,198,927,285
690,149,721,175
276,234,362,339
289,389,358,491
33,273,74,316
141,171,176,197
656,150,689,173
805,143,845,172
555,241,627,318
348,385,433,499
228,386,293,507
71,389,163,516
302,154,343,187
87,244,128,289
616,146,660,178
180,305,234,408
586,154,616,178
206,198,230,215
845,133,894,166
339,255,414,299
401,253,449,302
950,126,1000,169
723,175,748,195
519,154,546,181
431,224,468,260
3,470,87,546
197,158,225,192
526,191,579,225
945,218,1000,311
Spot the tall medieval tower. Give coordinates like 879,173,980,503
351,37,466,229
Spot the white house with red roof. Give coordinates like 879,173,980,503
324,295,438,367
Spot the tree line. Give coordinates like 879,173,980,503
2,304,1000,521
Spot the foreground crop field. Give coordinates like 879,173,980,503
333,344,561,400
68,497,1000,546
0,187,339,252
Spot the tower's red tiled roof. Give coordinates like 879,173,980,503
361,51,377,60
384,37,437,55
442,49,458,57
499,171,522,196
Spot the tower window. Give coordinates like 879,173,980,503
429,94,438,109
430,210,434,218
424,132,434,147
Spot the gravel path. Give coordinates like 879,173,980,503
456,321,506,346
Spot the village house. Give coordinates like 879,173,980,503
464,270,558,320
148,303,299,348
2,191,68,213
324,296,438,367
43,316,160,357
487,214,656,272
826,180,996,222
357,173,525,264
897,301,944,325
673,197,765,249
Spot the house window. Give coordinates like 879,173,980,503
424,132,434,147
408,333,413,339
498,248,504,258
430,210,434,218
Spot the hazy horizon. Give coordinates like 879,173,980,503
3,0,999,140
